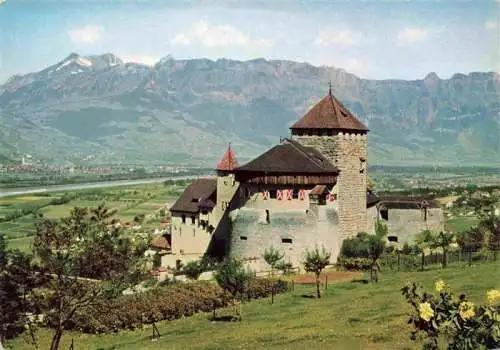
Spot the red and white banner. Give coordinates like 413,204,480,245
262,190,270,200
299,189,306,200
286,189,293,200
277,190,283,200
327,193,337,201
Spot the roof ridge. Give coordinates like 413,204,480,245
329,94,344,119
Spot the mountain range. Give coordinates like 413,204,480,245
0,53,499,167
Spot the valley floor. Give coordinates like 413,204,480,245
7,261,500,350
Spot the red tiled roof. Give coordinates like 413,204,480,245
290,92,368,132
309,185,330,195
216,144,239,171
234,139,338,174
151,235,171,250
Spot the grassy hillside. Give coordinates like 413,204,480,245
7,261,500,350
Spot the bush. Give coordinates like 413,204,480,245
340,233,371,258
67,279,289,333
402,280,500,349
337,257,372,271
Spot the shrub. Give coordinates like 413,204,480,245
67,279,289,333
401,280,500,349
340,233,371,258
337,257,372,271
182,260,204,280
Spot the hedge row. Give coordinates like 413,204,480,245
66,279,289,334
337,257,372,271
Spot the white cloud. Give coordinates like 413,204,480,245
485,19,498,30
121,54,160,66
342,58,370,74
68,25,104,44
170,20,272,49
397,27,428,45
313,28,359,46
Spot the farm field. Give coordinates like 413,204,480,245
0,181,189,251
7,261,500,350
444,215,480,234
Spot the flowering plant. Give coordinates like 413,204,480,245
401,280,500,349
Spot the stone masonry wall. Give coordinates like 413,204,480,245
228,204,341,271
170,212,214,255
367,205,445,245
293,133,368,239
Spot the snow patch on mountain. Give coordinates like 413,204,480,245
55,59,73,71
76,57,92,67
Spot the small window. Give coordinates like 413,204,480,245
240,236,247,240
380,208,389,221
388,236,398,243
281,238,292,244
191,216,195,224
181,215,186,224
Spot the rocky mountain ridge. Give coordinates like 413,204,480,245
0,53,498,166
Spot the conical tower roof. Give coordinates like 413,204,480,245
290,83,368,132
216,144,239,172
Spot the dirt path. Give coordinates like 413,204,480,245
293,271,364,284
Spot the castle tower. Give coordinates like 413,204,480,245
215,144,240,220
290,85,369,239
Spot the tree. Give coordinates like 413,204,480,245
366,235,385,283
431,231,455,268
415,229,436,252
262,246,284,277
0,235,41,348
183,260,204,280
303,246,331,298
369,220,388,282
32,206,149,350
214,258,253,321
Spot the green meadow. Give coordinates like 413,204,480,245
7,261,500,350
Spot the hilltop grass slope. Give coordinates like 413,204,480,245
7,261,500,350
0,54,498,166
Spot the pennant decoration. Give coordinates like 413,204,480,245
327,193,337,201
277,190,283,200
262,190,270,200
299,189,306,200
287,189,293,200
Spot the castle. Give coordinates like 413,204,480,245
155,88,444,271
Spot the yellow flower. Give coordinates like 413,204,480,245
419,302,435,322
486,289,500,305
435,280,446,293
459,301,475,320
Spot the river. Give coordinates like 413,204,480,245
0,175,211,198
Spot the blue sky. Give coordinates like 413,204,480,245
0,0,498,83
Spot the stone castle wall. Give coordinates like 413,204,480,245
367,205,445,245
228,203,341,271
293,133,368,239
